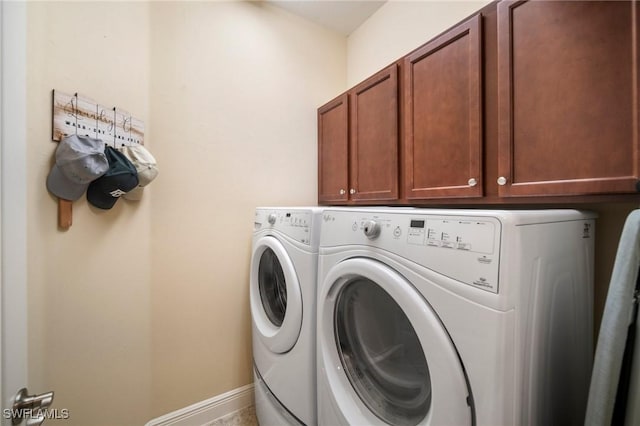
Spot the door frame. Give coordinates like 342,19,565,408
0,0,28,421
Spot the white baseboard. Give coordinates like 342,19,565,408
145,383,255,426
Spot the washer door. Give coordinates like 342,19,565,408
250,236,303,354
319,257,473,426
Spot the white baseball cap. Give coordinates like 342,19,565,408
121,145,158,200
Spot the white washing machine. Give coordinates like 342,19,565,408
251,207,322,425
317,207,596,426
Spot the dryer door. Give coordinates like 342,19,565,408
318,257,473,426
250,236,303,354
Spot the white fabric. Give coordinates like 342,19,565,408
585,209,640,425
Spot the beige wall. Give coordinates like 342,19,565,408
346,1,637,334
27,2,152,425
148,1,345,417
26,1,345,424
347,0,492,86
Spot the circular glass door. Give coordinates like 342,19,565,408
335,278,431,426
258,247,287,327
250,236,302,353
318,257,473,426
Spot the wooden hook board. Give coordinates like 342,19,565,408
52,90,144,145
51,90,145,230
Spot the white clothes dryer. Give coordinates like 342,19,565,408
251,207,322,425
317,208,596,426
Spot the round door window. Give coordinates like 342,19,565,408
258,247,287,327
250,236,303,354
334,278,431,426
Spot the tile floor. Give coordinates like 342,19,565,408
207,405,258,426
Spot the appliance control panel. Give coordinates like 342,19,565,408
406,217,495,254
255,210,312,245
321,210,502,293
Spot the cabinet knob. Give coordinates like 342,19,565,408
339,189,346,195
497,176,508,186
468,178,478,187
350,188,356,195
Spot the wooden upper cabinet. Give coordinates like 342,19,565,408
318,93,349,203
497,0,640,197
404,14,483,200
350,64,399,201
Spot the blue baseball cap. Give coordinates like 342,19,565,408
87,146,139,209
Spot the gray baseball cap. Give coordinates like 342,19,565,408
46,135,109,201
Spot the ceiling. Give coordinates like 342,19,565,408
267,1,387,35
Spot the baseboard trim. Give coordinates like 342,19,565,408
145,383,255,426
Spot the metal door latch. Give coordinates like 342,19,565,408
11,388,54,426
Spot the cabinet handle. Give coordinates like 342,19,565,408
339,189,346,195
468,178,477,187
350,188,356,195
497,176,508,186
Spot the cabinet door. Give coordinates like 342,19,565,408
497,0,640,197
349,64,399,202
404,15,483,199
318,93,349,203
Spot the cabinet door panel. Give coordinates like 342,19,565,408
318,93,349,203
350,64,399,201
498,0,640,196
404,14,483,199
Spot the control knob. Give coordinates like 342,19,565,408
268,213,277,225
363,220,381,240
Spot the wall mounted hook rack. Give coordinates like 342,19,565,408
51,89,145,229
